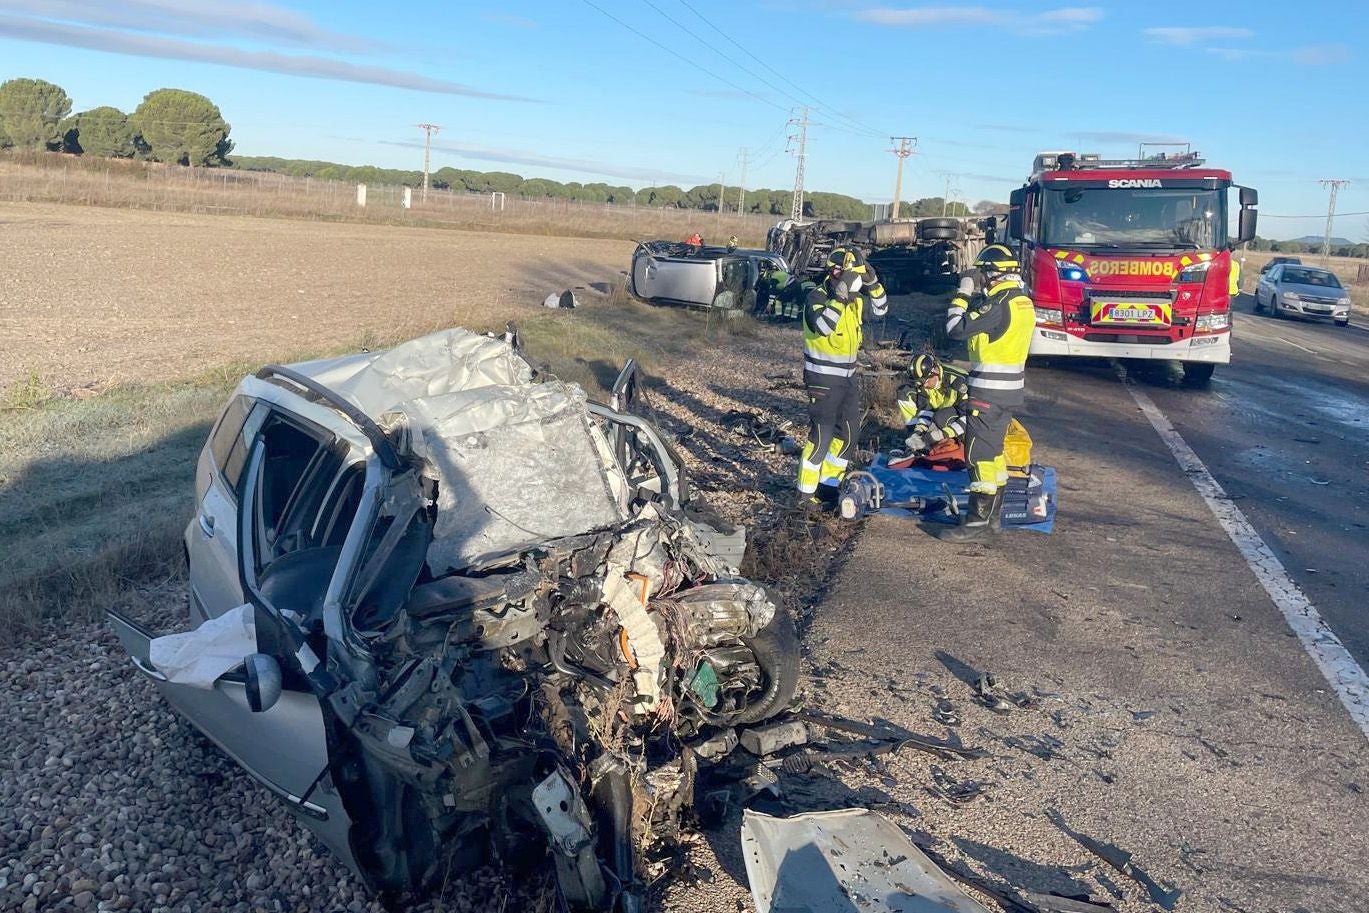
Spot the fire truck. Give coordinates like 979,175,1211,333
1005,148,1259,385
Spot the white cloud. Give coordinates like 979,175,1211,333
0,0,377,52
854,6,1102,34
0,14,534,99
1205,43,1349,66
1145,26,1254,46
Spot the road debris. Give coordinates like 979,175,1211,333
740,808,992,913
1046,809,1183,911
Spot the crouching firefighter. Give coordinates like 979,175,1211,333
941,244,1034,540
757,266,808,320
798,247,888,508
897,354,971,453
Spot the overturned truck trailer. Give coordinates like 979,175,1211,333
768,215,1002,293
107,328,800,912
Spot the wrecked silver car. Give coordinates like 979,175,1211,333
107,328,798,909
630,240,788,311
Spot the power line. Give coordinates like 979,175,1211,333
673,0,886,139
1260,210,1369,218
577,0,788,114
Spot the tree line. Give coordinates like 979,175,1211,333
0,77,231,166
231,155,896,219
1245,236,1369,259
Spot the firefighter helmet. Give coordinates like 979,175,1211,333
910,353,943,387
825,246,867,274
973,243,1019,276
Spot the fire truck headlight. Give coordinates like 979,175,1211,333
1056,264,1087,282
1175,261,1213,283
1195,313,1230,332
1035,307,1064,326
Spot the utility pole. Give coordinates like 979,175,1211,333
717,171,727,226
1319,179,1349,262
787,106,809,221
416,123,441,202
736,148,750,216
888,136,916,220
942,172,954,216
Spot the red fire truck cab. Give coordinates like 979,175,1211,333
1007,150,1259,385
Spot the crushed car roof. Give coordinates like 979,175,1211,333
251,328,629,573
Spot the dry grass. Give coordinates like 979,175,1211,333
0,151,771,246
1237,249,1368,289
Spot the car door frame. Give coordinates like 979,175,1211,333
109,408,385,886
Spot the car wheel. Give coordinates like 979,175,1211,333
1335,318,1350,327
1269,297,1282,319
1183,362,1216,387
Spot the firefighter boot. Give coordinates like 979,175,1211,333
940,491,1001,542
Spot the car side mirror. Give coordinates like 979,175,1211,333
244,652,282,712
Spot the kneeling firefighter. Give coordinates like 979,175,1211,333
898,353,971,453
798,247,888,507
941,244,1034,540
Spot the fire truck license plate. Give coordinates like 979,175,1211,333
1094,302,1168,325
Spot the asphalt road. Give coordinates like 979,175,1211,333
793,295,1369,913
1139,294,1369,667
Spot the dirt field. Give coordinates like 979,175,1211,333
0,201,633,393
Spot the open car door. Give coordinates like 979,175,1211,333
106,423,366,881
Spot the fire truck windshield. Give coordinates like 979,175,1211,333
1040,186,1227,250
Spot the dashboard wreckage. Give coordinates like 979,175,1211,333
107,328,799,910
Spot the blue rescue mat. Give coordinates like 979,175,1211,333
864,456,1058,533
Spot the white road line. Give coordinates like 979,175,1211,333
1120,369,1369,741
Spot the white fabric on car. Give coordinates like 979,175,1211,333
148,603,256,689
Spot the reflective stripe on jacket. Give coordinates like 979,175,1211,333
946,278,1034,406
803,284,866,377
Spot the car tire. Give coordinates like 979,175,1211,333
920,226,961,241
1335,318,1350,327
1269,298,1282,319
1183,362,1216,387
731,609,800,726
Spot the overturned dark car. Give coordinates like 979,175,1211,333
108,328,798,909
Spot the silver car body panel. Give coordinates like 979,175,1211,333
740,808,991,913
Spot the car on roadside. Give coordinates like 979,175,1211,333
1259,255,1301,275
1254,264,1352,326
629,239,788,311
106,328,798,908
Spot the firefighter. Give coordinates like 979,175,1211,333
897,354,971,452
798,247,888,507
941,244,1034,540
1229,256,1242,298
758,267,808,320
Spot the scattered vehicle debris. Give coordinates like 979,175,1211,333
543,289,579,308
106,328,803,910
629,240,788,310
792,709,990,761
928,766,986,806
1046,809,1183,911
767,215,1000,293
741,808,992,913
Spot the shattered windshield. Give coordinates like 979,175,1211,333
1041,186,1227,249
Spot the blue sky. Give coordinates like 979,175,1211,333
0,0,1365,238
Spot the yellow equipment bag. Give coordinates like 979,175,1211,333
1004,418,1033,475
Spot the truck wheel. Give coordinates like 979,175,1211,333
918,218,960,230
1182,363,1216,387
920,227,961,241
